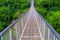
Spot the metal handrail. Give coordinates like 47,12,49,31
0,10,29,36
35,9,60,40
0,0,60,39
33,0,60,39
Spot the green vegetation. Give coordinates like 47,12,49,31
0,0,31,32
34,0,60,34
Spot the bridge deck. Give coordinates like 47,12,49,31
0,0,60,40
19,5,41,40
19,0,41,40
21,16,41,40
23,14,40,36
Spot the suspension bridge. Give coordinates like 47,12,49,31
0,0,60,40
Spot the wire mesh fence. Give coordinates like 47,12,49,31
0,0,60,40
0,12,29,40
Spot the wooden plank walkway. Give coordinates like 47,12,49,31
19,0,41,40
23,14,40,36
21,14,41,40
19,7,41,40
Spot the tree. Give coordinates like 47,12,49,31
0,0,31,32
34,0,60,34
0,6,12,31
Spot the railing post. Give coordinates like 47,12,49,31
21,19,23,31
40,18,44,40
42,20,45,40
54,35,56,40
1,36,3,40
44,22,46,40
18,21,20,38
22,18,23,31
16,23,19,40
14,23,18,40
9,28,12,40
48,28,50,40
